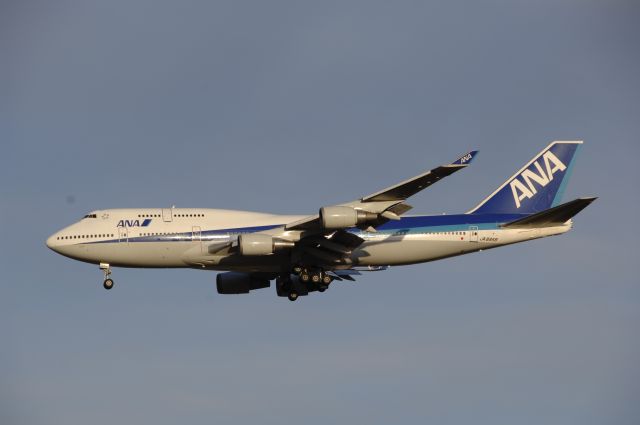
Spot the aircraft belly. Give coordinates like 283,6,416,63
353,237,472,266
81,242,191,267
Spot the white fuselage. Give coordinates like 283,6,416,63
46,208,570,273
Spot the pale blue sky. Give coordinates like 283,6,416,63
1,1,639,424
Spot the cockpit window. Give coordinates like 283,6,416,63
83,214,97,219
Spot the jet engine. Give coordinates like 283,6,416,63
319,206,378,230
216,272,270,294
237,234,295,256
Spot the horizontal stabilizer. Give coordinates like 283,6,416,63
501,197,597,228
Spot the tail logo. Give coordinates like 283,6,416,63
510,150,567,208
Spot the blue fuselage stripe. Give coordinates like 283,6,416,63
85,213,524,244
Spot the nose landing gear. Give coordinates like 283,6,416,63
100,263,114,290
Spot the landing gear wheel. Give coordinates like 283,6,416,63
293,266,303,275
99,263,113,290
287,292,299,302
300,273,310,283
322,274,333,285
103,278,114,290
311,273,321,284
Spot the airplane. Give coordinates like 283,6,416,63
46,141,595,301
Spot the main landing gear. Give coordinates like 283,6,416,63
298,269,332,285
285,268,334,301
100,263,114,290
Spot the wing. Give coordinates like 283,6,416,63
285,150,478,233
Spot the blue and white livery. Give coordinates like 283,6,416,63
46,141,595,301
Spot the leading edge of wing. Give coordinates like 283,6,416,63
359,150,478,202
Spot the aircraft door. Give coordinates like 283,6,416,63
162,208,173,222
468,226,479,242
118,227,128,243
192,226,202,252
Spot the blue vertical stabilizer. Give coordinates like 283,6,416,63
468,141,582,215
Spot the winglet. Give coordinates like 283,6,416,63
451,150,479,166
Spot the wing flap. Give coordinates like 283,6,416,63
331,270,361,281
299,230,364,265
329,229,365,249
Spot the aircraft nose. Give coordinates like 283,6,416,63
46,234,58,251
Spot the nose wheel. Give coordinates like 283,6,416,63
103,278,114,290
99,263,114,290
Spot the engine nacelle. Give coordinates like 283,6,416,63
216,272,270,294
319,206,378,230
238,234,294,256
